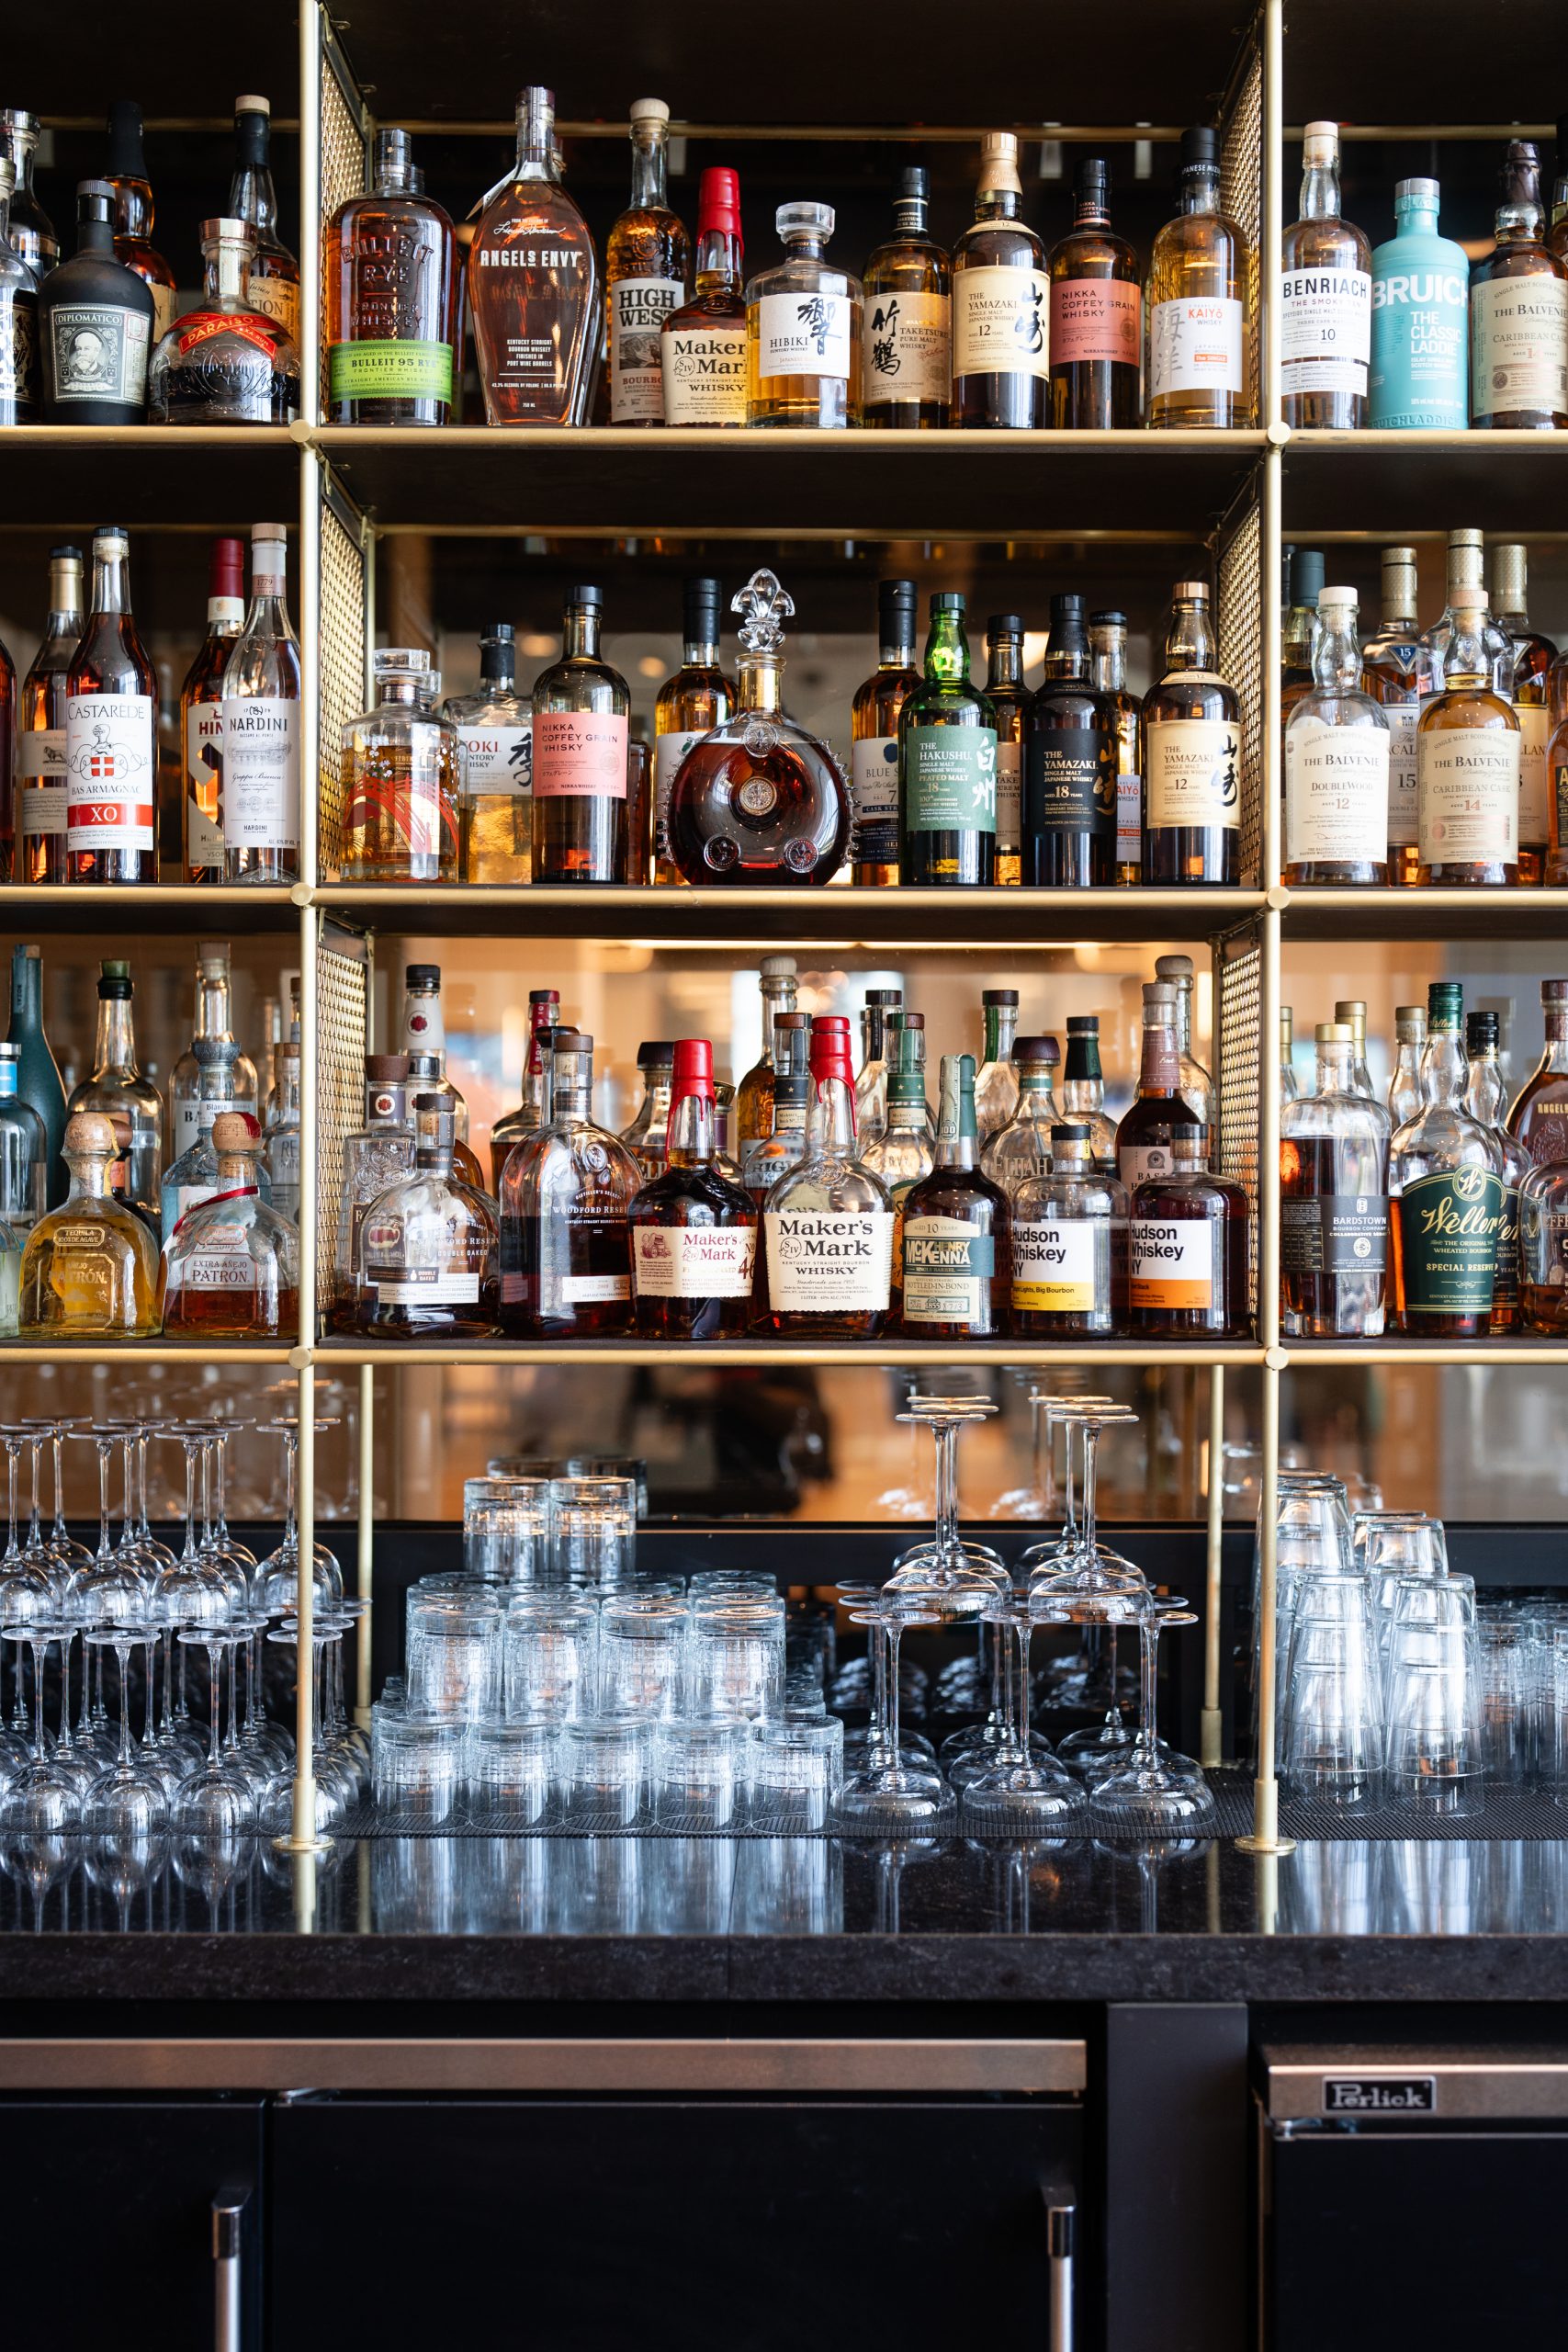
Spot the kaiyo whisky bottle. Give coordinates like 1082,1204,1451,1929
18,1111,159,1338
1470,140,1568,430
899,593,997,887
654,578,735,883
1417,586,1520,887
1360,547,1423,887
1024,592,1117,888
1147,128,1251,428
65,527,156,884
1283,585,1390,886
326,128,458,425
629,1039,757,1340
951,131,1047,427
850,578,919,887
1140,581,1242,884
531,587,631,885
746,202,862,428
605,98,689,426
862,165,951,429
662,167,747,427
1491,543,1556,884
470,89,599,426
18,544,83,886
897,1054,1008,1341
1390,981,1505,1340
1280,121,1371,430
1280,1022,1391,1340
1047,155,1141,428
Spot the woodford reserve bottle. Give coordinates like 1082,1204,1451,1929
531,586,631,884
1047,154,1142,428
629,1038,757,1340
897,1053,1009,1340
468,88,599,427
1140,581,1242,884
850,578,919,886
951,132,1048,428
861,164,951,429
325,129,457,425
762,1017,893,1340
605,99,689,427
662,167,747,427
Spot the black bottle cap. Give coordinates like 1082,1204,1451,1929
405,963,440,988
1180,125,1219,172
106,100,148,177
1018,1035,1060,1063
97,963,132,999
1089,610,1126,629
879,577,919,616
1052,1122,1091,1144
1066,1013,1100,1035
987,613,1024,638
1466,1011,1499,1047
637,1040,676,1068
864,987,903,1008
1050,592,1087,621
483,620,514,641
897,165,929,204
682,576,723,634
412,1091,448,1113
76,180,116,221
528,986,559,1006
1076,153,1111,200
983,988,1020,1007
931,592,965,614
50,544,84,561
567,584,604,608
234,99,271,165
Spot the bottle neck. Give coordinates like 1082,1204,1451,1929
1140,1018,1181,1094
737,650,781,712
667,1089,716,1166
694,226,741,290
1316,1043,1355,1095
629,126,670,213
1168,986,1193,1055
682,632,718,670
196,971,235,1045
205,238,250,306
65,1149,113,1204
926,616,970,683
1299,153,1343,220
1017,1068,1058,1115
414,1138,455,1178
881,630,916,672
1074,189,1111,230
0,191,13,249
89,544,132,619
783,228,828,263
976,184,1021,221
987,636,1022,689
213,1151,260,1192
403,989,446,1062
112,176,154,239
810,1071,858,1156
1395,198,1439,238
1089,632,1126,693
480,643,517,693
1463,1049,1506,1125
860,1007,889,1067
231,153,279,236
982,1004,1017,1065
1541,1005,1568,1064
1065,1031,1104,1090
759,979,796,1063
1179,166,1220,218
1421,1026,1467,1107
894,195,929,240
94,995,137,1077
11,956,41,1030
78,210,115,257
275,1062,301,1120
1495,193,1543,242
564,608,602,662
1313,610,1362,690
1166,603,1215,671
513,97,558,183
45,576,85,643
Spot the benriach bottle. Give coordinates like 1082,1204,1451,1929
898,593,997,887
605,99,689,427
851,579,919,886
1416,585,1520,887
861,165,951,430
1490,542,1557,884
1359,547,1423,887
951,131,1047,429
1140,581,1242,885
1280,121,1371,429
1469,139,1568,430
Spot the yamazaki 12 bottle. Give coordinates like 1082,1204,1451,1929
951,132,1048,428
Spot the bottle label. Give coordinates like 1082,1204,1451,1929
328,339,454,402
1049,277,1140,368
1557,758,1568,857
1495,1184,1520,1312
181,1231,256,1292
1521,1196,1568,1293
610,274,683,421
1280,1193,1389,1274
1395,1168,1506,1315
184,700,225,847
765,1207,893,1315
656,728,705,843
175,1182,218,1225
754,290,852,383
952,266,1049,379
1026,727,1116,835
172,1097,235,1160
1011,1217,1105,1313
851,735,901,861
221,695,299,851
64,692,156,852
1144,718,1242,831
45,303,151,405
246,273,300,343
460,723,532,797
633,1223,756,1299
1284,718,1390,865
2,294,35,401
1370,258,1468,428
1471,276,1568,416
863,289,951,405
1129,1217,1218,1310
18,729,66,838
559,1270,631,1305
366,1267,482,1307
1417,726,1519,864
533,709,629,799
1116,770,1142,866
1383,703,1420,846
1280,267,1371,394
904,726,997,835
1517,703,1551,841
995,740,1022,848
1149,296,1244,397
663,322,748,424
901,1215,995,1324
1121,1140,1175,1191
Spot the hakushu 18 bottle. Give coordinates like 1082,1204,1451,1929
898,593,997,887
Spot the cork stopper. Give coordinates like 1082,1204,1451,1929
212,1112,262,1153
64,1113,116,1156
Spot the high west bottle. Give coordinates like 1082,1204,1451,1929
862,164,951,429
1417,586,1520,887
18,545,83,886
1280,1021,1391,1339
850,579,920,887
605,98,689,426
67,958,162,1215
1140,581,1242,885
447,624,533,885
38,182,153,424
897,1053,1008,1341
532,587,631,885
898,592,997,887
762,1018,893,1340
1280,121,1371,429
1360,547,1423,887
1047,154,1141,427
179,537,245,885
1024,592,1117,888
222,522,301,884
1490,542,1556,884
630,1038,757,1340
359,1095,499,1340
500,1028,641,1339
654,578,735,884
1469,140,1568,430
662,167,746,427
327,128,458,425
470,88,599,426
951,132,1047,427
230,96,299,342
1391,981,1506,1340
1282,583,1390,886
65,527,157,884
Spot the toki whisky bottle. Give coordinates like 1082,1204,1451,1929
662,167,747,427
745,202,862,428
1360,547,1423,888
1283,584,1390,886
1469,140,1568,430
531,587,632,885
862,164,951,429
499,1028,641,1339
222,522,301,883
605,98,689,426
1280,121,1371,430
160,1111,299,1340
629,1038,758,1340
897,1053,1009,1341
18,544,83,886
1047,154,1141,428
447,624,533,884
470,88,600,427
1417,586,1520,886
147,218,300,424
18,1110,160,1338
64,527,157,884
762,1018,893,1340
326,128,458,425
359,1094,499,1341
1490,543,1557,883
653,578,736,883
850,579,919,886
1280,1021,1391,1339
1147,127,1252,429
898,592,997,887
1140,580,1242,884
1390,981,1506,1340
38,182,153,424
1024,592,1117,888
951,131,1047,428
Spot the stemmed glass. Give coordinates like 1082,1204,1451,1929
82,1626,168,1843
1017,1393,1116,1572
0,1623,82,1832
884,1398,1009,1619
66,1428,153,1759
1086,1595,1217,1832
252,1420,343,1613
23,1418,93,1580
958,1591,1085,1826
943,1576,1055,1787
261,1616,358,1835
0,1431,60,1736
833,1594,954,1827
171,1629,256,1836
872,1380,937,1519
835,1581,937,1770
1029,1405,1145,1600
989,1377,1055,1521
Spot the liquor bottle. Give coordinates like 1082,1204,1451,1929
359,1094,499,1341
668,570,850,884
887,1009,936,1141
491,989,560,1190
340,649,461,883
0,159,38,424
746,202,861,428
1555,116,1568,260
164,1037,262,1237
400,965,468,1141
1469,140,1568,430
1280,121,1371,429
763,1020,893,1339
620,1041,675,1181
1153,954,1217,1142
1388,1004,1427,1130
1063,1016,1117,1170
951,131,1047,428
447,625,532,884
1370,177,1469,429
327,128,458,425
662,166,746,427
899,592,997,888
169,944,258,1159
1491,543,1557,885
1089,612,1141,885
222,522,301,884
1391,982,1506,1340
230,96,299,343
65,527,156,885
1331,1000,1375,1098
1417,586,1520,887
265,1040,302,1219
470,89,598,427
37,182,153,423
743,1010,812,1204
1417,529,1513,703
161,1112,299,1339
0,628,13,888
104,100,175,337
531,587,631,886
605,99,689,427
629,1039,757,1340
1129,1124,1250,1339
1283,585,1390,887
17,545,80,888
331,1056,415,1329
1507,978,1568,1163
1280,1021,1391,1340
853,988,902,1143
974,988,1021,1140
500,1029,641,1339
897,1054,1008,1341
176,537,245,887
654,579,735,884
18,1112,159,1338
1465,1009,1529,1333
981,1032,1059,1195
1147,127,1251,428
1280,548,1326,747
1551,691,1568,885
0,1045,45,1241
851,580,919,888
1024,592,1117,888
1521,1155,1568,1331
148,219,300,424
1115,982,1188,1191
856,1020,932,1268
0,111,54,276
862,164,951,429
1011,1122,1126,1338
407,1054,485,1187
1141,581,1242,885
66,959,162,1214
8,944,66,1207
981,614,1028,888
714,1083,742,1187
1280,1008,1298,1104
1048,154,1141,428
736,957,799,1166
1360,547,1423,888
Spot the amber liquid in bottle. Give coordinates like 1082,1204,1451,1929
17,547,82,887
531,589,631,886
1047,155,1141,428
951,131,1047,428
1361,548,1423,888
1141,582,1242,886
326,128,458,426
850,580,919,888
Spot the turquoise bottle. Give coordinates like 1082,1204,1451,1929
7,944,67,1207
1370,176,1469,428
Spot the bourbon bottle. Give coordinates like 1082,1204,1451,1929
469,88,600,428
897,1052,1009,1341
630,1039,757,1340
326,128,458,425
605,98,689,427
1507,977,1568,1165
762,1019,893,1340
1129,1124,1250,1339
662,166,747,427
499,1029,640,1339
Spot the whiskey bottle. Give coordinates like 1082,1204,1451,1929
327,128,458,425
170,944,258,1159
951,131,1047,428
1089,612,1141,884
19,1111,159,1338
630,1039,757,1340
359,1094,499,1342
1283,585,1390,887
897,1054,1009,1341
1332,1000,1376,1099
470,88,599,427
491,989,560,1190
105,100,175,339
229,96,299,344
742,1010,811,1201
161,1112,299,1340
1520,1156,1568,1333
0,1045,45,1241
147,218,300,424
1360,547,1423,888
983,614,1028,887
18,545,83,886
1280,547,1325,750
1417,586,1520,887
981,1032,1059,1197
1370,178,1469,430
1147,128,1251,428
654,578,736,884
1280,1008,1298,1104
532,586,631,886
605,99,689,427
1280,1021,1391,1339
1153,954,1216,1141
65,528,156,884
67,959,162,1216
620,1041,675,1182
8,945,66,1207
400,964,468,1143
736,957,799,1167
1280,121,1371,429
1024,592,1117,888
851,580,919,887
499,1028,640,1339
0,111,55,276
886,1008,936,1142
1140,581,1242,885
222,522,301,884
38,182,153,424
662,167,746,427
1465,1010,1529,1333
1115,983,1187,1192
1129,1124,1249,1339
1391,982,1506,1340
1010,1122,1125,1339
447,625,533,885
342,650,462,884
1059,1016,1117,1173
746,202,862,428
853,988,903,1142
860,1026,933,1315
331,1056,415,1330
1389,1004,1427,1130
763,1020,893,1339
1047,154,1141,428
1491,543,1557,884
1507,978,1568,1164
974,989,1021,1142
862,164,951,429
1470,140,1568,429
0,158,39,425
177,537,244,886
1417,530,1513,703
899,592,997,887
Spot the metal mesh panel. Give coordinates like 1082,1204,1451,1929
319,487,367,874
1220,32,1263,429
1217,492,1263,887
319,20,369,392
1215,923,1262,1309
316,923,370,1312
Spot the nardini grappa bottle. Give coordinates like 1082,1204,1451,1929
222,522,301,884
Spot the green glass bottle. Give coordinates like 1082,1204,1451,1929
897,592,997,887
7,943,67,1207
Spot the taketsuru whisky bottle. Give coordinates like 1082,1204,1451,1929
667,569,851,884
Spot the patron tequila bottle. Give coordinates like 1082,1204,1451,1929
1283,584,1390,887
1010,1122,1125,1338
18,544,83,886
161,1112,299,1340
1470,140,1568,429
147,218,299,424
341,650,461,884
500,1029,641,1339
229,96,299,342
38,180,153,424
1280,121,1371,429
327,128,457,424
605,98,688,426
654,579,735,883
662,167,746,427
1280,1021,1390,1339
862,164,951,429
897,1054,1008,1340
448,624,532,884
745,202,861,428
222,521,301,883
67,958,162,1215
360,1096,499,1340
850,579,919,887
1147,127,1251,428
898,592,997,887
178,537,245,885
1390,981,1505,1340
1140,581,1242,884
1417,587,1520,887
65,527,157,884
1507,977,1568,1164
1047,153,1141,427
469,88,599,427
1024,591,1117,888
1490,543,1556,884
18,1111,159,1338
763,1019,893,1340
951,131,1047,428
1129,1125,1250,1338
1465,1010,1530,1333
531,587,631,886
1360,547,1423,887
629,1039,757,1340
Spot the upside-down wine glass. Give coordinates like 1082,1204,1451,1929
957,1590,1085,1826
835,1581,937,1770
884,1398,1009,1619
0,1624,81,1833
253,1420,343,1613
82,1625,168,1843
171,1628,255,1836
833,1593,954,1827
1087,1594,1216,1831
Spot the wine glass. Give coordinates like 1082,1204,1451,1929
82,1626,168,1845
1088,1597,1217,1832
832,1594,954,1827
252,1420,343,1613
871,1380,937,1519
834,1583,937,1770
170,1630,256,1837
1029,1406,1145,1600
884,1399,1009,1619
957,1593,1085,1826
988,1376,1055,1521
1015,1393,1117,1573
0,1623,82,1833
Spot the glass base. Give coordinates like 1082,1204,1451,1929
1088,1758,1218,1832
832,1765,955,1828
960,1761,1088,1826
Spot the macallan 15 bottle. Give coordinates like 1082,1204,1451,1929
662,166,746,427
605,98,689,427
468,88,598,427
532,586,631,885
1048,154,1141,428
850,578,919,887
862,164,951,430
65,527,156,885
630,1038,757,1340
1140,580,1242,884
951,131,1047,428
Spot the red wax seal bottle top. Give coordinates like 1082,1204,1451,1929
671,1036,716,1103
210,536,246,599
696,165,742,247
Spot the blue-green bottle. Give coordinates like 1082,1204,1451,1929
7,944,67,1207
1370,177,1469,428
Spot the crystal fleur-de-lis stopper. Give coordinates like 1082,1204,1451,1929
732,568,795,656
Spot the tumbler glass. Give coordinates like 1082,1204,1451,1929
404,1590,502,1721
466,1719,555,1822
550,1476,637,1591
503,1593,596,1723
651,1721,744,1827
596,1596,688,1723
463,1475,552,1587
1280,1573,1382,1808
371,1711,460,1824
557,1720,647,1827
683,1596,786,1725
748,1715,845,1831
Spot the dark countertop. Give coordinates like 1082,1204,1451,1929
3,1835,1568,2005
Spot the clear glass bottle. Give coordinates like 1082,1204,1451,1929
735,958,799,1168
0,111,56,276
1361,546,1423,888
1152,955,1216,1143
862,164,951,429
1280,1021,1391,1339
974,988,1020,1140
1062,1016,1118,1171
147,218,300,424
1280,121,1371,429
19,1111,159,1338
1011,1121,1126,1338
654,578,736,885
1417,529,1514,704
983,613,1028,888
1129,1123,1250,1339
1147,126,1252,428
170,944,259,1160
742,1012,813,1204
500,1029,641,1339
629,1039,757,1340
764,1020,893,1339
327,127,458,425
1089,611,1141,885
1465,1010,1530,1334
897,1053,1009,1340
331,1055,415,1331
1491,542,1557,885
18,544,83,887
1048,153,1141,428
1140,581,1242,885
1388,1005,1427,1131
1280,1007,1298,1104
178,537,245,886
0,1206,19,1338
899,592,997,888
1390,981,1505,1340
161,1112,299,1340
448,624,532,885
531,587,631,887
105,100,176,338
1470,139,1568,429
850,580,919,888
0,1044,46,1239
951,130,1048,428
340,649,461,884
0,157,39,424
66,958,162,1216
38,179,154,423
981,1032,1059,1197
1417,586,1520,887
1333,1000,1376,1098
229,96,299,343
222,522,300,883
265,1042,302,1220
64,527,156,884
853,989,902,1144
619,1041,675,1182
491,990,560,1191
745,202,862,429
400,966,468,1142
469,87,600,428
162,1036,245,1239
359,1095,499,1340
1520,1156,1568,1332
1508,977,1568,1163
1283,584,1390,887
605,97,688,426
1024,591,1117,888
662,166,747,426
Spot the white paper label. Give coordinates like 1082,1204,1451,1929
953,265,1049,379
18,783,66,839
995,741,1022,845
371,1271,481,1306
172,1094,235,1160
1285,717,1390,865
175,1182,217,1225
65,692,155,851
1144,718,1242,831
662,323,748,424
1012,1218,1103,1313
1116,770,1142,865
560,1271,631,1305
755,290,852,383
633,1223,756,1299
1518,703,1551,841
863,288,950,405
1130,1218,1218,1310
1150,296,1245,397
45,302,150,405
851,736,901,826
1121,1141,1176,1192
460,723,531,796
221,695,299,849
1417,725,1520,865
655,728,705,840
1382,702,1420,846
610,274,682,422
1280,267,1371,394
181,1237,254,1292
765,1207,893,1314
19,726,67,841
1471,275,1568,416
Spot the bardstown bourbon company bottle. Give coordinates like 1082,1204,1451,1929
1370,177,1469,428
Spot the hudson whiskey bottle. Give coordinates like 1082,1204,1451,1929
1360,547,1423,888
1047,154,1141,428
899,593,997,887
1470,140,1568,429
161,1112,299,1340
1417,587,1519,887
605,99,689,426
897,1054,1008,1340
1024,592,1116,888
1140,581,1242,885
360,1095,499,1341
1089,611,1141,884
532,587,631,885
1507,977,1568,1164
984,614,1028,886
1280,1021,1390,1339
1491,543,1556,883
630,1039,757,1340
1129,1125,1249,1339
1283,585,1389,886
952,131,1047,427
662,167,746,426
1010,1122,1125,1338
1390,980,1505,1339
229,96,299,343
500,1029,640,1339
65,527,156,884
447,625,533,884
469,88,598,426
746,202,861,428
763,1018,893,1339
850,579,919,886
18,1111,159,1338
18,545,83,886
38,181,153,424
862,164,951,429
654,578,735,883
1280,121,1371,429
327,128,458,425
1147,128,1252,428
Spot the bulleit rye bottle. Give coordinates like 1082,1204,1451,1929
325,128,458,425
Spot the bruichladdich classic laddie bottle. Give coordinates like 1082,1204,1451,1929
1370,177,1469,428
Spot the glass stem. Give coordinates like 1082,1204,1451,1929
116,1640,133,1770
30,1634,46,1754
96,1442,113,1561
932,1421,959,1564
1079,1427,1100,1557
1062,1426,1077,1543
885,1622,904,1770
206,1645,222,1768
1014,1620,1035,1764
1138,1616,1160,1763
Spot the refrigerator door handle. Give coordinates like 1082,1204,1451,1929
211,2189,250,2352
1045,2194,1076,2350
